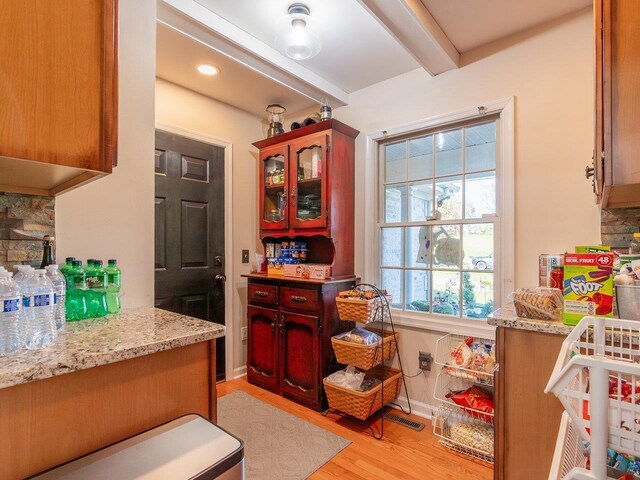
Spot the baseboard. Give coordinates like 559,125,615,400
232,366,247,379
390,396,437,421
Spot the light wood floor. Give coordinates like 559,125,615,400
218,378,493,480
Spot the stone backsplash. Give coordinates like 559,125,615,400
0,193,54,270
602,207,640,250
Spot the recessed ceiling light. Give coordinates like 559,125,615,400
197,64,219,76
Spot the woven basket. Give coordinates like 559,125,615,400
336,295,392,323
323,366,403,420
331,329,399,370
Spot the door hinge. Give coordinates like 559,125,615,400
601,151,605,160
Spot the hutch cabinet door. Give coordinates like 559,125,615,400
259,145,289,231
278,311,320,405
247,305,280,391
288,133,329,230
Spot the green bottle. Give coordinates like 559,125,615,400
86,260,108,318
85,259,96,280
60,257,75,276
105,259,121,314
65,260,88,321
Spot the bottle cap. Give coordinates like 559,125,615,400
43,235,55,241
66,257,76,262
45,264,58,271
108,259,117,265
35,269,46,274
72,260,82,267
94,260,103,266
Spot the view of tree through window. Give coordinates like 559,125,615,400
379,118,498,320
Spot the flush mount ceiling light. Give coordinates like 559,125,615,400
274,3,321,61
197,64,219,76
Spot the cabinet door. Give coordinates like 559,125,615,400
289,134,329,230
594,0,605,200
0,0,117,172
247,305,279,391
279,311,320,405
259,145,289,231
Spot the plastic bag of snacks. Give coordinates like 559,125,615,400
324,365,365,391
447,386,494,423
333,328,381,345
511,287,563,321
450,422,494,455
337,289,390,300
445,337,496,383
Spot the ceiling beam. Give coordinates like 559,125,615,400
357,0,459,76
158,0,349,107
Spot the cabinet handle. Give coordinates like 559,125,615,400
270,321,276,332
585,165,595,179
279,322,284,334
290,295,307,303
255,291,270,298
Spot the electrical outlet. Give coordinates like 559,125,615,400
241,326,248,341
242,249,249,264
419,351,433,371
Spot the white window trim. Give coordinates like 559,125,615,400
363,98,515,335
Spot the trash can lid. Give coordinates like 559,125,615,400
31,414,244,479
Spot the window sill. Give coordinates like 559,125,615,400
383,309,496,338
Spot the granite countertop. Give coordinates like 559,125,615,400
0,307,225,389
487,304,574,336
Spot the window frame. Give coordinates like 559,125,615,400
363,99,515,335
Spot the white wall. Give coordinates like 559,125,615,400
155,78,263,375
56,0,157,309
332,9,599,413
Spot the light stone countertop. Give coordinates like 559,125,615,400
487,304,574,336
0,307,224,389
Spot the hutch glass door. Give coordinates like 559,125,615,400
261,147,288,230
290,135,327,229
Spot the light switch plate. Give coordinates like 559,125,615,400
242,250,249,263
241,327,248,341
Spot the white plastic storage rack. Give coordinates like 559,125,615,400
433,333,496,464
546,316,640,480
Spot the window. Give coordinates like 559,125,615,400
378,117,500,321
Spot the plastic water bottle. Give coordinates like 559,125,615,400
23,269,56,349
0,271,23,354
105,259,122,313
13,266,34,345
46,265,66,330
64,260,88,321
86,260,108,318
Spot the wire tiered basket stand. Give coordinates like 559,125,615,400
322,283,412,439
546,315,640,479
432,333,496,464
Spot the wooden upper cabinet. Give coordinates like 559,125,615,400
595,0,640,208
0,0,118,196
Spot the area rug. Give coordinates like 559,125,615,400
217,390,351,479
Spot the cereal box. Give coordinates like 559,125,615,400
574,245,611,253
562,253,614,325
283,264,332,279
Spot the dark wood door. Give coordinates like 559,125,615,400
289,133,328,230
154,130,225,380
279,310,320,406
247,305,279,391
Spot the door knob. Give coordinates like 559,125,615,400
215,274,226,282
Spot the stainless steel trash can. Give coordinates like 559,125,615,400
31,414,244,479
